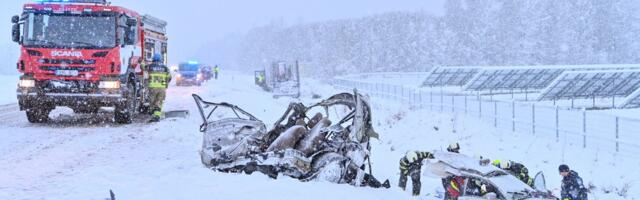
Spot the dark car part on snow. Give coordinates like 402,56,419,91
192,91,388,188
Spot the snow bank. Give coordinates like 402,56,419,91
0,75,17,105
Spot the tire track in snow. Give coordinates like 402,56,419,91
0,125,151,198
0,104,21,122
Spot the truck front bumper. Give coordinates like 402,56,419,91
17,88,124,110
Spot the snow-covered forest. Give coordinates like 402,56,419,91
223,0,640,76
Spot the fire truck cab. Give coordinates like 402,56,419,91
11,0,168,124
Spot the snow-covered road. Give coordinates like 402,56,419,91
0,73,409,200
0,72,636,199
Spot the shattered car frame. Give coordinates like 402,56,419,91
425,151,558,200
192,91,388,188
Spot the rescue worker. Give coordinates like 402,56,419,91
446,142,460,153
559,164,588,200
398,150,434,196
146,53,171,122
257,73,265,85
492,159,534,186
465,178,492,197
214,65,220,79
443,142,460,199
446,176,465,200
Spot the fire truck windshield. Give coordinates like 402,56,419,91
23,13,116,49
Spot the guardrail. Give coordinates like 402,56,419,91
333,73,640,159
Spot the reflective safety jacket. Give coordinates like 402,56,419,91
446,176,465,198
147,63,171,89
399,151,434,175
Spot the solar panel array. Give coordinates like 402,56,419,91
464,68,562,91
463,65,640,92
537,70,640,101
421,67,481,87
419,65,640,107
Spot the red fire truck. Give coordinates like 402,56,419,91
11,0,168,124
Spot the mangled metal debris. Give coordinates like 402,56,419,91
192,91,388,188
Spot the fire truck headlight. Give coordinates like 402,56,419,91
99,81,121,89
18,79,35,88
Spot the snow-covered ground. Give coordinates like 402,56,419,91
0,75,18,105
0,72,636,199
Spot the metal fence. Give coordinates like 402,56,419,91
333,75,640,158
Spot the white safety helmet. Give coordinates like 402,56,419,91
447,142,460,152
500,160,511,169
405,151,418,162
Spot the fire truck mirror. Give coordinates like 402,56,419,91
124,29,136,45
11,15,19,23
126,18,137,27
12,24,20,43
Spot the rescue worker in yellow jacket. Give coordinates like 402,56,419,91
399,150,434,196
492,159,534,186
146,53,171,122
214,65,220,79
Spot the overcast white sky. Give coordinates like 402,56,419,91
1,0,445,66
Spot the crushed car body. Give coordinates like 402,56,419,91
424,151,558,200
192,91,389,188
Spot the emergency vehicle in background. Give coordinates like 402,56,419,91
11,0,168,123
175,61,204,86
254,61,301,98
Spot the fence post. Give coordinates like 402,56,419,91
616,117,619,152
512,101,516,132
532,104,536,135
494,101,498,128
440,87,444,112
556,106,560,142
401,86,405,103
414,89,418,107
464,95,468,114
430,89,433,111
452,95,455,113
395,85,399,101
419,90,423,109
479,94,482,118
582,109,587,148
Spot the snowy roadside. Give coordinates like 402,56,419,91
0,72,636,199
0,75,18,105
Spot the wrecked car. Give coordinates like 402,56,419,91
424,151,558,200
192,91,389,188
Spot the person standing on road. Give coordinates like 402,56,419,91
146,53,171,122
214,65,220,79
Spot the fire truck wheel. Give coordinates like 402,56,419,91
114,83,136,124
26,108,50,123
138,105,152,115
